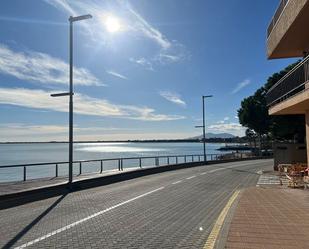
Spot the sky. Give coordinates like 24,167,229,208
0,0,297,142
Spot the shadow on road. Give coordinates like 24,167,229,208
3,193,68,249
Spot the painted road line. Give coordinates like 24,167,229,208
203,190,240,249
200,172,208,175
14,187,165,249
208,168,225,173
186,175,196,180
172,180,182,185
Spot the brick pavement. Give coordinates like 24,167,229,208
225,187,309,249
0,160,273,248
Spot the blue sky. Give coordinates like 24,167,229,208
0,0,296,141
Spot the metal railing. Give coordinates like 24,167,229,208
0,153,252,183
266,55,309,107
267,0,289,38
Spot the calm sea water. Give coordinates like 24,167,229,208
0,142,227,182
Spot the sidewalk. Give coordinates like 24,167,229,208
0,167,141,196
225,186,309,249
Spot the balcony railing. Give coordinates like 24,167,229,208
267,0,289,38
266,56,309,107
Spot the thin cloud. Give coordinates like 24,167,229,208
159,91,186,107
0,87,185,121
231,79,251,94
125,2,171,49
0,123,196,142
0,123,136,142
207,123,246,137
45,0,189,68
106,70,128,80
130,57,154,71
0,44,101,86
44,0,170,49
0,123,129,136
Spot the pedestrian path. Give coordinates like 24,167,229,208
225,187,309,249
0,167,140,196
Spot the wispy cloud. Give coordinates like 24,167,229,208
124,2,171,50
0,123,196,142
216,117,230,124
207,123,246,137
129,57,154,71
0,123,128,136
45,0,189,68
159,91,186,107
0,15,66,26
0,44,101,86
0,123,134,142
45,0,171,49
0,87,185,121
106,70,128,80
231,79,251,94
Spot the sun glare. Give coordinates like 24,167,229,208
104,15,122,33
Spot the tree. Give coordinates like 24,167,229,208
238,61,306,145
245,128,257,150
238,88,270,136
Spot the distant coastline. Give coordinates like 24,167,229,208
0,137,247,144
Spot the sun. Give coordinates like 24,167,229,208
104,15,122,33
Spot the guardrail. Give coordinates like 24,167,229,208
0,153,252,182
267,0,289,38
266,55,309,107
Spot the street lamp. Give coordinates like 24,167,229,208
51,14,92,185
195,95,213,162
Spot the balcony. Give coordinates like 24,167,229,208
266,56,309,115
267,0,289,38
267,0,309,59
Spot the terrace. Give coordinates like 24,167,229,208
266,56,309,114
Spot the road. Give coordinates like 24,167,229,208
0,159,273,249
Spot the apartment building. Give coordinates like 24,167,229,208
266,0,309,163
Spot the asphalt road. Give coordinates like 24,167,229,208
0,159,273,249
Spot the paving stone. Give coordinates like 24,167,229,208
0,160,273,248
225,186,309,249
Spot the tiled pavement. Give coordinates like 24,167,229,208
225,187,309,249
0,159,272,248
0,167,141,196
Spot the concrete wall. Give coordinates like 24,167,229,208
273,143,307,170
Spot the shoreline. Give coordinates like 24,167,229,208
0,140,246,145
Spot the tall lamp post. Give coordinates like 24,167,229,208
195,95,213,162
51,14,92,185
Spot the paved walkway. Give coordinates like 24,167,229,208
225,187,309,249
0,167,141,196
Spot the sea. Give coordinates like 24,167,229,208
0,142,228,183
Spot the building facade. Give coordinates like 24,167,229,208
266,0,309,163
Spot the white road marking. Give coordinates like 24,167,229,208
186,175,196,180
172,180,182,185
208,168,225,173
14,159,271,248
14,187,165,249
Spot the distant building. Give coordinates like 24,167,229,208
266,0,309,164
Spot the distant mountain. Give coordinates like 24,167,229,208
191,133,236,139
